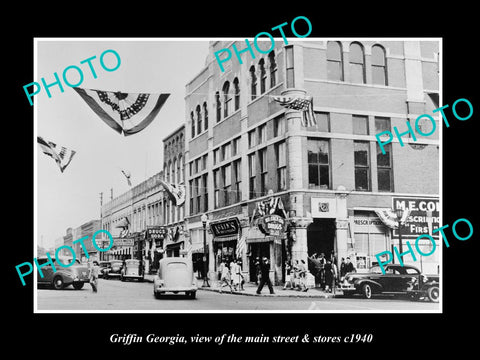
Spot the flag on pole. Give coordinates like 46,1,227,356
272,95,317,127
121,169,132,186
37,136,76,173
159,179,186,206
73,87,170,136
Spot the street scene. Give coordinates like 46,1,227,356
35,38,441,312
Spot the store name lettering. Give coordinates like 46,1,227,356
375,217,473,274
15,230,114,286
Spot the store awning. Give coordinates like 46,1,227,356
212,234,238,243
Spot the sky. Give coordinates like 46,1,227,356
35,39,210,249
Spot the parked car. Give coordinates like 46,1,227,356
36,256,90,290
104,260,124,279
97,261,110,278
120,259,144,282
153,257,197,299
340,264,439,302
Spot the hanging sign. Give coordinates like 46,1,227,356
258,214,285,236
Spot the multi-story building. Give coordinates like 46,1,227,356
185,39,440,285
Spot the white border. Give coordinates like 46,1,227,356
33,37,442,314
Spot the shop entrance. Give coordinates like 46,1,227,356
307,218,336,259
248,242,270,282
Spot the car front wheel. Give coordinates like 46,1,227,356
53,276,64,290
427,286,439,303
362,284,373,299
73,282,84,290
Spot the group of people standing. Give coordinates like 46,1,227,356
283,259,310,292
218,258,245,293
307,253,357,292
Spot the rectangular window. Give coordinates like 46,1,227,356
189,162,193,177
353,115,369,135
377,143,393,192
285,46,295,88
202,173,208,212
276,141,287,191
258,124,267,144
354,141,370,191
274,116,285,137
248,153,256,199
222,142,231,161
232,137,240,156
375,117,391,134
213,169,220,208
189,180,194,215
202,154,207,171
307,138,330,189
223,164,231,206
194,158,200,174
195,177,201,214
213,148,219,165
233,159,241,203
248,129,257,148
259,148,267,196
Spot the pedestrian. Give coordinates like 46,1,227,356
219,261,233,293
340,257,347,281
256,257,275,294
296,259,308,292
88,260,99,293
236,257,245,291
345,257,356,274
230,259,241,291
283,260,294,290
292,259,300,289
324,259,334,293
218,259,225,281
254,257,261,285
318,253,326,289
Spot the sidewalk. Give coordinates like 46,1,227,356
144,274,342,298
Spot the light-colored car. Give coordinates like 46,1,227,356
120,259,144,282
153,257,197,299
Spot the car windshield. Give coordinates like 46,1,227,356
370,266,383,274
54,258,82,265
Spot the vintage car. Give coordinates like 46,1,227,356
36,256,90,290
97,261,110,278
120,259,144,282
104,259,124,279
340,264,439,302
153,257,197,299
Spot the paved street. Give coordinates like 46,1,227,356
36,279,440,311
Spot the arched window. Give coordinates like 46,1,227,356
233,78,240,111
215,91,221,122
167,160,172,184
179,154,184,183
372,44,387,86
196,105,202,134
259,58,266,94
203,102,208,130
222,81,231,118
349,42,365,84
190,111,195,138
250,66,257,101
327,41,343,81
172,158,177,185
268,51,277,87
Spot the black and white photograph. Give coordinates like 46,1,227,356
9,7,479,353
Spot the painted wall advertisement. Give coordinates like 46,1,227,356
392,197,440,239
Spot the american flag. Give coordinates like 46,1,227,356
272,95,317,127
159,179,186,206
37,136,76,173
121,169,132,186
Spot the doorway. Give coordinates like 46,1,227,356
248,242,270,282
307,218,336,259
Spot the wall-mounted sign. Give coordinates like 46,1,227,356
210,218,240,238
258,214,285,236
392,197,440,238
146,226,167,239
311,198,336,218
113,238,134,247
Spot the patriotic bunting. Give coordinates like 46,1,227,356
250,196,288,226
272,95,317,127
375,208,411,229
73,87,170,136
159,179,186,206
37,136,76,173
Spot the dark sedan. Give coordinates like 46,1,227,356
36,256,90,290
104,260,124,279
340,264,439,302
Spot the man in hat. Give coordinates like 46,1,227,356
256,257,275,295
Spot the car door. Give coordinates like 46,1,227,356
37,258,55,284
377,266,397,291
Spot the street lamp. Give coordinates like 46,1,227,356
201,213,210,287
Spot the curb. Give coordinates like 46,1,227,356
198,286,339,299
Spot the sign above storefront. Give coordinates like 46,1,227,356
311,198,336,218
392,197,440,238
113,237,134,247
258,214,285,236
146,226,167,239
210,218,240,238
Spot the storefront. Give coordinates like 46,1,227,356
145,226,167,272
210,217,241,273
110,237,134,260
164,225,186,257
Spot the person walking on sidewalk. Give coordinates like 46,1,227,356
283,260,294,290
88,260,100,293
219,261,233,293
256,257,274,295
296,259,308,292
230,259,241,291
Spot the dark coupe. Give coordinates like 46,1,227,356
340,264,439,302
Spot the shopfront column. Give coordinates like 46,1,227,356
289,217,313,265
335,186,349,266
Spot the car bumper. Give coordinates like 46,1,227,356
154,285,197,293
340,284,356,291
123,274,143,279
